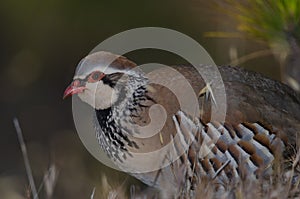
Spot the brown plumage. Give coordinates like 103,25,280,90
64,51,300,198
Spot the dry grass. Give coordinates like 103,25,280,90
9,118,300,199
98,155,299,199
100,146,300,199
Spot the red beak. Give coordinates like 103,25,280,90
63,80,86,99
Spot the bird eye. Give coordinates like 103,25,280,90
88,71,104,82
92,72,100,80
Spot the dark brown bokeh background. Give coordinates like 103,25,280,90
0,1,281,198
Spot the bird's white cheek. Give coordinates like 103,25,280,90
78,81,118,110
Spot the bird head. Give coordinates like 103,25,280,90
63,51,139,110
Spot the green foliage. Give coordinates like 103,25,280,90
208,0,300,46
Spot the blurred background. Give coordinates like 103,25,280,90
0,0,298,198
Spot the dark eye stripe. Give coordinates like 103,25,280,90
107,72,124,80
102,72,125,87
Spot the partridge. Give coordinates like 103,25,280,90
64,51,300,198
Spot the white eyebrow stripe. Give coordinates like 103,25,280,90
74,66,138,80
73,75,86,80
